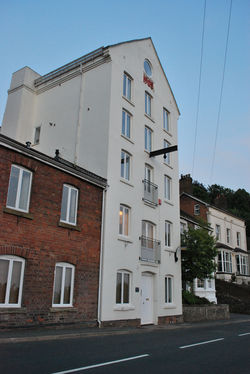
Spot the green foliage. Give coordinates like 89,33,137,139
182,290,211,305
192,182,250,239
181,227,217,283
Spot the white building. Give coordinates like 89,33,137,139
1,38,182,326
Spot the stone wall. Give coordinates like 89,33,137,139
183,305,229,322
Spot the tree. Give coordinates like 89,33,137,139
181,227,217,290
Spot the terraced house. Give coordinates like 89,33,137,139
1,38,182,326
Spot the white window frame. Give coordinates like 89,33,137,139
123,73,132,101
218,251,232,273
165,276,173,304
120,150,131,181
116,270,131,305
197,279,205,288
165,221,172,247
119,205,130,237
60,184,78,226
194,204,200,215
145,92,152,116
145,126,152,152
34,126,41,145
236,232,241,247
215,224,221,241
163,108,170,132
236,255,249,275
52,262,75,307
122,109,131,139
144,59,152,77
226,228,231,244
6,165,32,213
142,220,155,240
164,175,171,201
163,140,170,165
0,255,25,308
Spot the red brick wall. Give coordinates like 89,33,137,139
180,194,208,222
0,146,103,328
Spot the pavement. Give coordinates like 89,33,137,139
1,313,250,344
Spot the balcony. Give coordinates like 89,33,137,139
140,235,161,264
143,179,158,206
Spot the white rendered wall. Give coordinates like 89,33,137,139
99,39,182,323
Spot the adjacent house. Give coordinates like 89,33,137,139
180,175,249,293
1,38,182,326
0,134,106,327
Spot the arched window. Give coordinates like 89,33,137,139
52,262,75,307
0,255,25,307
144,59,152,77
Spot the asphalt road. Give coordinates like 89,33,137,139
1,321,250,374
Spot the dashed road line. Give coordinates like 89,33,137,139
179,338,224,349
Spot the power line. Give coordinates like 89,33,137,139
191,0,207,179
210,0,233,183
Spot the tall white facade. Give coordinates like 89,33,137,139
1,38,182,325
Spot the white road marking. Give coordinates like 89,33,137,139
179,338,224,349
51,354,150,374
238,332,250,336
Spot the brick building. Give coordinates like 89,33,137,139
0,134,106,327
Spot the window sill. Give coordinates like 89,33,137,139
164,199,174,206
122,96,135,107
118,236,133,244
144,113,155,123
164,247,174,252
50,307,77,312
163,129,172,137
0,307,27,313
163,303,176,309
139,260,159,267
3,207,33,220
121,134,134,144
163,162,173,169
113,304,135,311
58,222,81,231
120,179,134,188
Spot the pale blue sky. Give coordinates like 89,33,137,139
0,0,249,191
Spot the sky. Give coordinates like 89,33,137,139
0,0,249,192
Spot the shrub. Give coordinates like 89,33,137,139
182,290,210,305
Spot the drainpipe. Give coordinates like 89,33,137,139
97,186,108,327
74,64,84,164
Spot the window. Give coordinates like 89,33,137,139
122,109,131,139
34,126,41,144
123,73,131,100
163,140,170,165
165,221,172,247
144,60,152,77
226,228,231,244
218,251,232,273
142,220,154,240
180,222,186,235
215,224,221,240
116,271,130,304
236,232,241,247
197,279,204,288
119,205,130,236
52,263,74,307
0,256,25,307
165,276,173,303
164,175,171,201
163,108,169,132
194,204,200,215
60,185,78,225
236,255,249,275
120,151,130,181
6,165,32,213
145,92,152,116
145,126,152,152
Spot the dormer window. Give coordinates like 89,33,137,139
194,204,200,215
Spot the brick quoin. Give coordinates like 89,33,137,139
0,140,106,328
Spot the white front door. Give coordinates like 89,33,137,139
141,273,154,325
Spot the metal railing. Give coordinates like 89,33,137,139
143,179,158,206
140,235,161,264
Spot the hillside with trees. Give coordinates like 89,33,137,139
192,181,250,250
